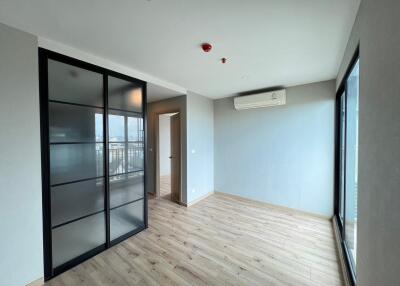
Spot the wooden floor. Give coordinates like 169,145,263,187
159,175,171,198
45,193,343,286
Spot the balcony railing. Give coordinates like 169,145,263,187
96,142,144,177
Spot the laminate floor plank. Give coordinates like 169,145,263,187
45,193,343,286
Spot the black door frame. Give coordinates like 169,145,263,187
334,45,359,286
39,48,148,280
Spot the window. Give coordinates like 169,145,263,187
344,59,359,267
336,54,359,282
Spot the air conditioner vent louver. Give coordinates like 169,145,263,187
234,89,286,110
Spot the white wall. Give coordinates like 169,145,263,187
0,23,43,286
186,92,214,203
214,80,336,217
159,114,171,176
338,1,400,285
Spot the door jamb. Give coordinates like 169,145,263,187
155,110,182,201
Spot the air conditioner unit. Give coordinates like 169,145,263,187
234,89,286,110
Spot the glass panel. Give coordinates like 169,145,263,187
108,76,143,112
48,59,103,107
128,116,143,142
109,143,143,175
108,76,145,242
110,200,144,240
345,59,359,267
339,94,346,221
110,172,144,209
108,114,125,142
51,178,105,227
128,142,144,171
108,110,143,142
109,143,126,175
50,143,103,185
49,102,103,143
52,212,106,267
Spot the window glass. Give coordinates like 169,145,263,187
344,59,359,267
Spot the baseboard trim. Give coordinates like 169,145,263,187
332,216,352,286
180,191,214,207
26,277,44,286
214,191,331,220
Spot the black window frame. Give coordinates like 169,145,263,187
334,46,359,286
39,48,148,280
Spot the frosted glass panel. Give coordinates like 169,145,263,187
45,57,146,274
51,178,105,227
52,212,105,267
50,143,103,185
48,59,103,107
110,200,144,240
108,76,142,112
110,172,144,208
49,102,103,143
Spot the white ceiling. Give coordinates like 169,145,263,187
147,83,183,103
0,0,360,99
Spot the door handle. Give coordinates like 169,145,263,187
169,156,174,159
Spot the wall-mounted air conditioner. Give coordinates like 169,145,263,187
234,89,286,110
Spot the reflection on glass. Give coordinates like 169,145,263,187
345,59,359,267
48,59,103,107
108,76,142,112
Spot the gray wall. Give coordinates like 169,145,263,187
338,1,400,285
186,92,214,202
147,95,187,202
336,11,360,89
214,80,336,216
159,114,171,176
0,23,43,286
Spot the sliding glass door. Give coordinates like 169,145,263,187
40,49,147,280
48,59,106,269
336,54,359,282
107,76,145,242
